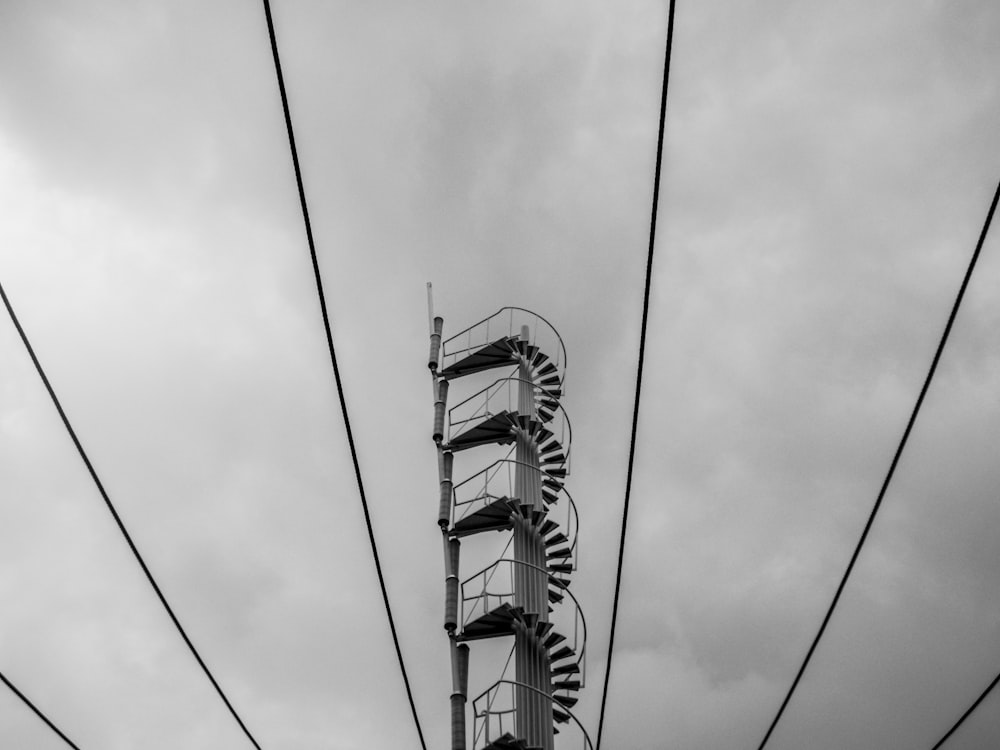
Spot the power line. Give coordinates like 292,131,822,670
0,669,83,750
594,1,677,748
0,280,263,750
930,668,1000,749
756,178,1000,750
259,3,428,750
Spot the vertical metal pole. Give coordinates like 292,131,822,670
430,305,467,750
427,282,435,334
433,379,449,444
450,641,469,750
429,317,444,372
438,451,454,529
444,538,460,633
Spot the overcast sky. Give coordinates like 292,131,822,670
1,2,999,749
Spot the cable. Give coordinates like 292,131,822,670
929,668,1000,749
756,178,1000,750
0,669,83,750
260,4,428,749
0,281,263,750
595,1,677,748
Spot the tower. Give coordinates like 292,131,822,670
429,306,591,750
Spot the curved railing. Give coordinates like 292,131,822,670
442,306,568,391
447,377,572,470
452,459,579,567
461,558,587,685
471,647,517,750
472,680,593,750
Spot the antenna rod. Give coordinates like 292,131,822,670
427,282,435,335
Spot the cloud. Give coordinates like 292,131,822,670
1,1,1000,749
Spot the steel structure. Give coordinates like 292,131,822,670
429,306,590,750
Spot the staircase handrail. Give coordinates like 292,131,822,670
472,644,516,750
461,558,587,685
452,459,579,566
448,376,569,430
441,307,568,387
447,378,572,472
471,679,594,750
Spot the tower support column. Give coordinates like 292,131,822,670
513,328,554,750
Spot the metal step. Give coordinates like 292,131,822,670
550,645,574,661
536,362,558,377
538,519,559,536
441,337,519,379
545,532,568,547
536,397,560,412
534,428,555,446
534,620,554,640
447,411,518,451
553,679,581,691
461,603,518,641
552,662,580,676
554,694,578,709
451,497,515,537
482,732,529,750
543,631,566,649
538,437,561,454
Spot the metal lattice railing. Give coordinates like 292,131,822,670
472,680,594,750
441,307,568,391
447,377,572,470
451,459,579,567
460,558,587,686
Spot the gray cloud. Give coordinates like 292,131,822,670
1,1,999,749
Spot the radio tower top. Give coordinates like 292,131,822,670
429,305,590,750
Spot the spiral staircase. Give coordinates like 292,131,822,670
430,307,591,750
